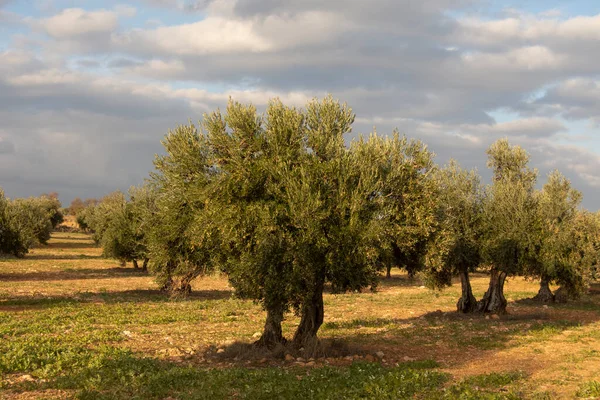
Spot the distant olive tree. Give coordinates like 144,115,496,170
7,197,55,247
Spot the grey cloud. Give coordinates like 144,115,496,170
1,0,600,210
0,139,15,154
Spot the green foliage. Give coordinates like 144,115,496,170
40,193,64,228
147,122,217,290
0,188,27,257
424,160,484,289
6,196,55,248
529,171,588,296
483,139,538,276
577,380,600,398
100,186,155,266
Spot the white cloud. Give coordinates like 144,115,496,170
35,8,120,38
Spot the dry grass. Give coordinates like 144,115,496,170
1,232,600,399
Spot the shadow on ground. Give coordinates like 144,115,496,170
0,267,144,281
0,288,233,310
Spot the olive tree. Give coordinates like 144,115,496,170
199,97,437,347
147,123,218,294
0,189,27,257
424,161,484,313
7,197,55,247
529,171,583,302
98,187,154,270
479,139,538,314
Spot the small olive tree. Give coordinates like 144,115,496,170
7,197,55,247
0,189,27,257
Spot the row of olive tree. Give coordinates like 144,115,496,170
0,190,63,257
424,140,599,315
83,97,599,347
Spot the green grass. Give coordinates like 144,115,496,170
576,380,600,398
4,355,449,399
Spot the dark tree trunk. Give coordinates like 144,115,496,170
457,270,478,313
406,265,417,280
477,269,508,314
293,279,325,347
132,259,139,269
554,286,572,303
142,258,149,272
386,265,392,279
255,305,286,348
532,277,555,303
175,277,192,295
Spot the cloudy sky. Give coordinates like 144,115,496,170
1,0,599,209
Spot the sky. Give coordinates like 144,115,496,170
1,0,599,209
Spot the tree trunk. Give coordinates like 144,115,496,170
142,258,149,272
386,265,392,279
255,305,286,348
406,266,417,280
457,270,478,313
132,259,139,269
532,277,555,303
554,286,572,303
477,269,508,314
293,280,325,347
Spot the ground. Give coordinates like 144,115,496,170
1,232,600,399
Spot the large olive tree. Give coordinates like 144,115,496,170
193,97,436,347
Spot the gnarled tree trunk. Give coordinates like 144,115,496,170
532,277,555,303
255,305,286,348
142,258,149,272
293,279,325,347
477,269,508,314
457,270,477,313
132,259,139,269
386,265,392,279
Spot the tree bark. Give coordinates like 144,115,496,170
142,258,149,272
477,269,508,314
457,270,478,313
293,279,325,347
386,265,392,279
132,259,139,269
532,277,555,303
255,305,286,348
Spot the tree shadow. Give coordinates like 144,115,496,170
0,267,144,281
42,241,97,250
24,254,103,261
0,288,233,310
50,236,94,241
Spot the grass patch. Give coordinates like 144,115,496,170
577,380,600,398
